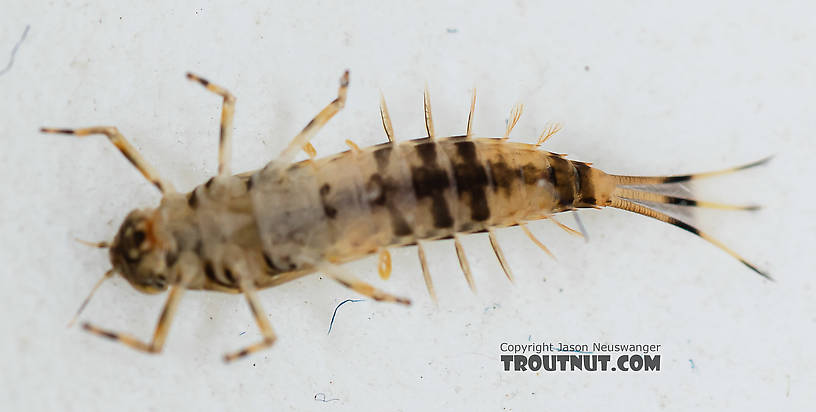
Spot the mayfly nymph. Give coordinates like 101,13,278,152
42,71,769,362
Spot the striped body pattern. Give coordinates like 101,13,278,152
42,71,767,362
251,137,606,275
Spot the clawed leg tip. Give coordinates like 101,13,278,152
222,352,242,363
756,269,774,282
186,72,209,86
40,127,71,134
223,348,251,362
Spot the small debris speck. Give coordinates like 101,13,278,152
484,303,501,313
314,393,339,403
327,299,365,335
446,27,458,33
0,25,30,77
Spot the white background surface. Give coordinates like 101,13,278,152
1,1,814,411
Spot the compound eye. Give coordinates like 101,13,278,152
133,229,146,245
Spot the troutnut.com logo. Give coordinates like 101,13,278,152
500,342,661,372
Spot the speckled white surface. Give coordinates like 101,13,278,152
1,1,814,411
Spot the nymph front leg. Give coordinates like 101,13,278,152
40,126,175,193
185,73,237,176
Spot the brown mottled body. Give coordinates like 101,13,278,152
43,71,767,362
138,136,611,295
247,137,614,275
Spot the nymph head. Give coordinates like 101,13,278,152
109,209,170,293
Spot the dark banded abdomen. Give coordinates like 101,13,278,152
251,137,608,265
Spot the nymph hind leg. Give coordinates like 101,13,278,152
276,70,350,164
223,280,278,362
320,264,411,305
185,73,236,176
80,253,198,353
222,257,278,362
40,126,174,193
